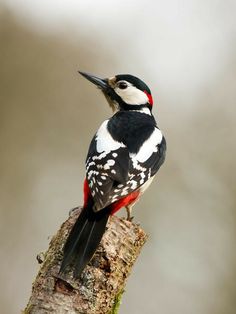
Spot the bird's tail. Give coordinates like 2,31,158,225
60,204,110,278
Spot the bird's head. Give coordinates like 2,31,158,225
79,71,153,112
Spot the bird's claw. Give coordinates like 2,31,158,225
126,215,134,222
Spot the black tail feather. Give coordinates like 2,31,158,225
60,206,109,278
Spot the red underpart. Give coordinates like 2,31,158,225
83,178,140,215
110,190,140,215
83,179,91,208
144,90,153,106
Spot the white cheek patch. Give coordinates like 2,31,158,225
115,83,149,105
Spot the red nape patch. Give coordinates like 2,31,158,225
144,90,153,105
83,179,91,208
110,191,140,215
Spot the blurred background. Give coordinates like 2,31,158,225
0,1,236,313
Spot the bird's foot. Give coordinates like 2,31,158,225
125,205,134,222
126,215,134,222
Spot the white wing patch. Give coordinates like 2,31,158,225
95,120,125,153
131,128,163,163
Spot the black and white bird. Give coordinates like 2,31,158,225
60,71,166,278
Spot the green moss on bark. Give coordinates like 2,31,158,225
110,289,124,314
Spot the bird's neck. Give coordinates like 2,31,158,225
128,107,151,115
119,103,152,113
107,111,156,154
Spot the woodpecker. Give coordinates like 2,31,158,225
60,71,166,278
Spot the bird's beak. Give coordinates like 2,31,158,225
78,71,108,90
79,71,117,112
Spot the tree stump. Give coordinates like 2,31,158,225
24,207,148,314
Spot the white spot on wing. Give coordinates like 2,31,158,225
130,180,137,189
88,161,95,166
139,172,146,179
131,159,146,172
107,159,115,166
104,159,115,170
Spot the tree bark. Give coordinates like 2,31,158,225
23,207,148,314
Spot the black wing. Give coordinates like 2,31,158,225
86,124,166,209
86,135,130,211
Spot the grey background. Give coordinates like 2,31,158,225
0,1,236,313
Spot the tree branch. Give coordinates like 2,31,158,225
24,207,148,314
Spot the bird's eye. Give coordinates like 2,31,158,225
117,82,128,89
